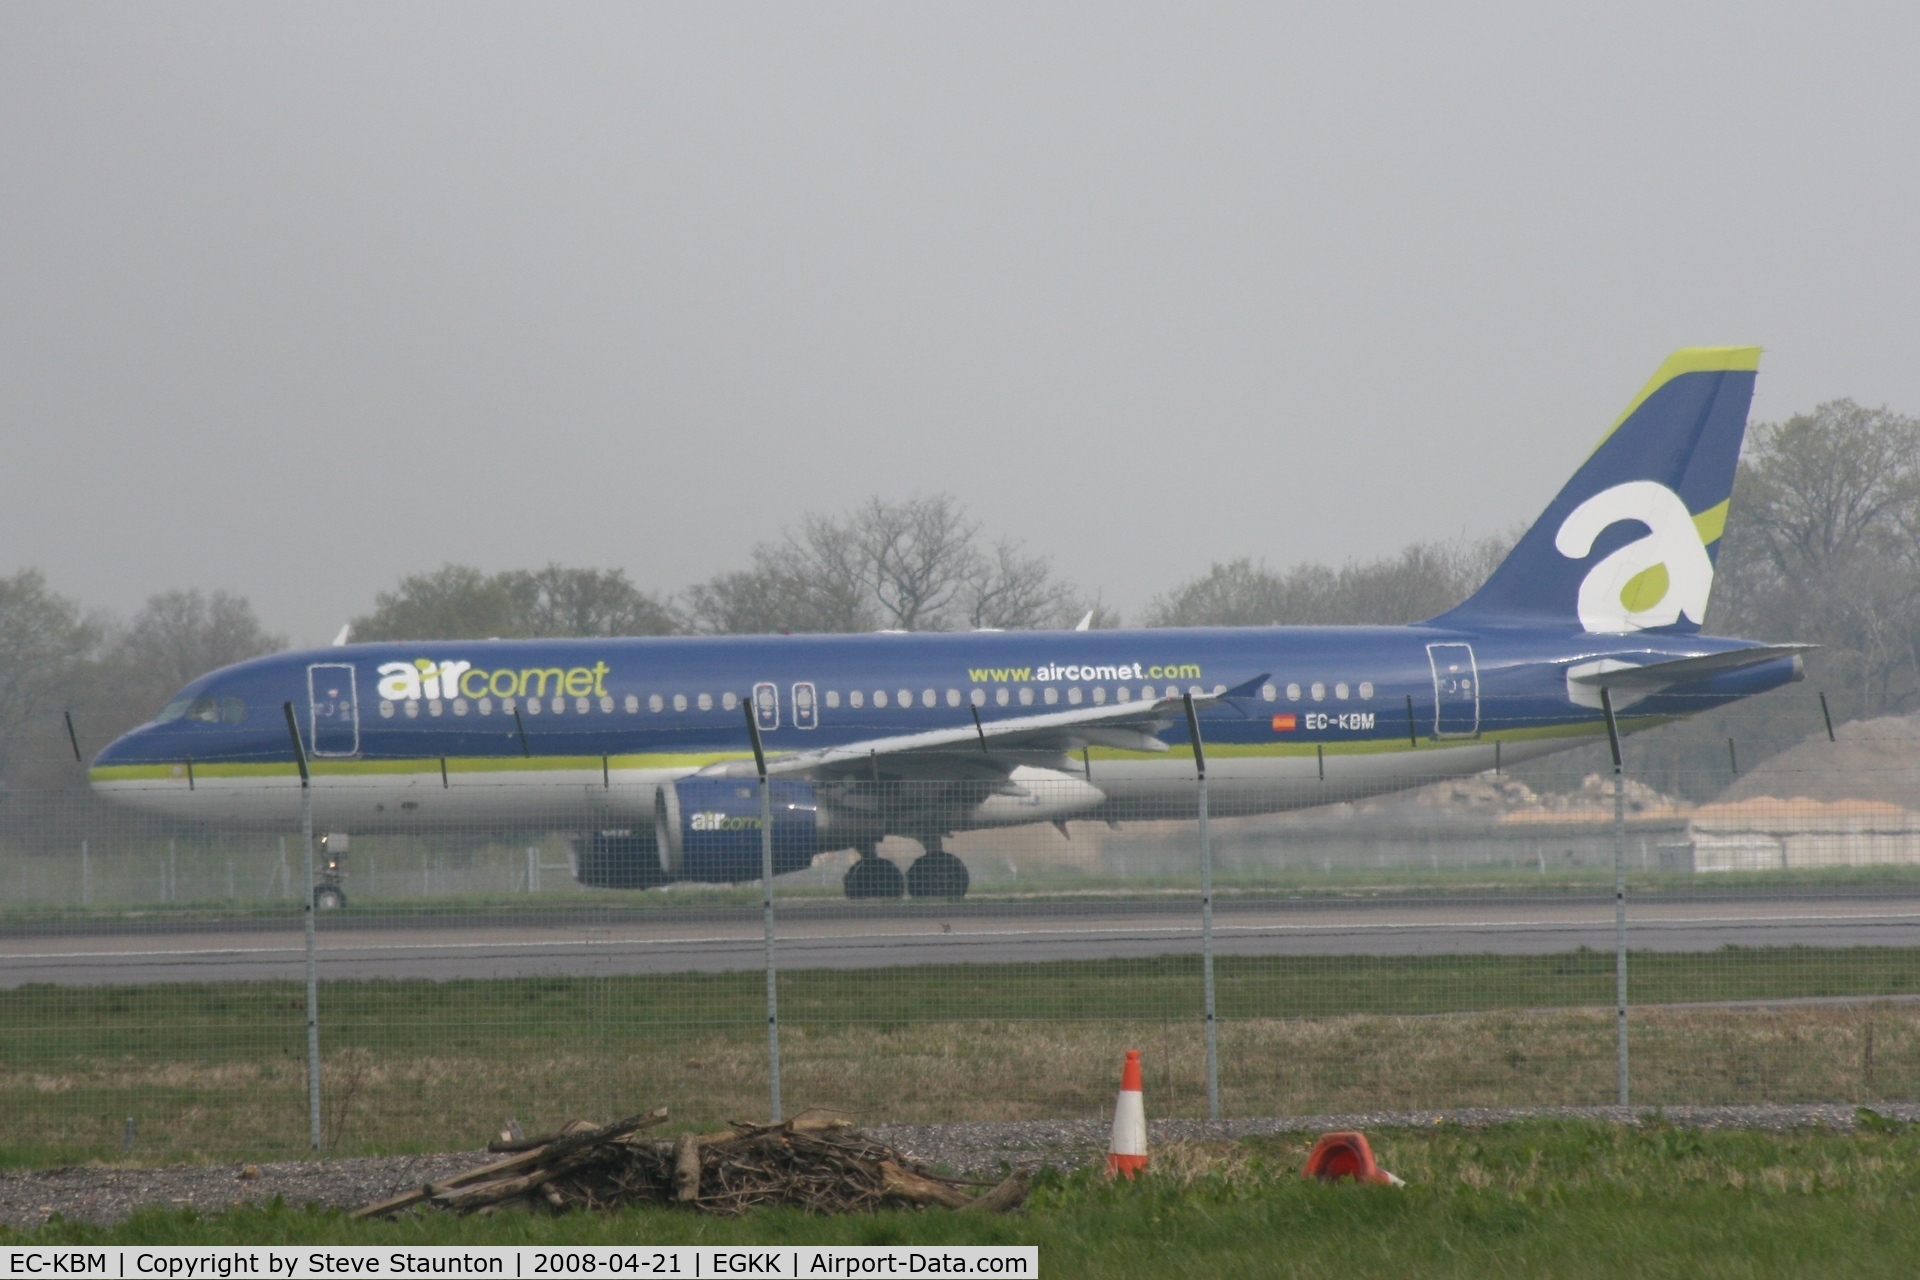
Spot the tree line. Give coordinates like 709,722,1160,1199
6,398,1917,786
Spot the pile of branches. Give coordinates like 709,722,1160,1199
353,1108,1027,1219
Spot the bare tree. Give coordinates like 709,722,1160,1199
0,570,99,773
1142,533,1516,628
964,539,1087,630
94,590,286,732
1712,400,1920,718
854,495,980,630
684,495,1091,634
354,564,676,641
682,519,874,635
502,565,677,637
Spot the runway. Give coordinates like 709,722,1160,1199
7,892,1920,985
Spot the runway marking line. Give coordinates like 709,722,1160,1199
9,909,1920,965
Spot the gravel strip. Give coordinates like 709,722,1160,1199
8,1102,1920,1230
0,1151,483,1233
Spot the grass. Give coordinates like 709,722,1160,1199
9,1121,1920,1277
6,948,1920,1164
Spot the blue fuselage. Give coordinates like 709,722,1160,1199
91,623,1800,844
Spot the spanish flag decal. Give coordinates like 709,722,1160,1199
1272,714,1297,732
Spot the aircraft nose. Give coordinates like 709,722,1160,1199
90,722,163,771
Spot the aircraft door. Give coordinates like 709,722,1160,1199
1426,643,1480,738
753,682,780,731
307,663,361,756
792,682,818,729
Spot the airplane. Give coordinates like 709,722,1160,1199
90,346,1807,902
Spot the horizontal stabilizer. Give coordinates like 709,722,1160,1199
1564,645,1812,710
1566,645,1815,690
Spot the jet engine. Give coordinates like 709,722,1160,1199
655,777,824,883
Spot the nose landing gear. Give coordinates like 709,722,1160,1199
315,832,348,910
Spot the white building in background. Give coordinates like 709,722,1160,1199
1686,799,1920,872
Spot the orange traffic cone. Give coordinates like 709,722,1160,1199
1302,1131,1404,1186
1106,1050,1148,1178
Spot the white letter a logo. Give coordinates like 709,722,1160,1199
1554,481,1713,633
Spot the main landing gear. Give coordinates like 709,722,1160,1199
842,852,905,899
841,839,971,900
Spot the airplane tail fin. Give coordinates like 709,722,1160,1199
1430,346,1761,634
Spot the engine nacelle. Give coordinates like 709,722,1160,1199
573,827,667,889
656,777,822,883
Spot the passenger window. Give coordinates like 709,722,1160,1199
970,688,986,707
673,694,688,712
722,691,739,711
625,695,639,713
649,694,664,713
850,690,865,708
1359,681,1374,699
1116,686,1132,703
897,688,912,708
698,693,713,711
1311,682,1325,701
454,699,468,716
921,689,935,708
480,697,493,715
577,697,591,714
1019,687,1034,706
874,690,888,708
1044,687,1058,705
1287,683,1302,701
220,696,247,724
1068,687,1083,705
826,690,841,708
551,696,565,713
1093,687,1107,704
995,688,1009,706
1335,683,1349,700
599,695,613,713
1261,684,1277,702
946,689,961,707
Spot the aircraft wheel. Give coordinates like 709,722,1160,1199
905,850,970,899
314,886,346,911
843,857,905,900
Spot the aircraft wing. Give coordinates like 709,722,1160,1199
701,674,1270,780
1567,644,1815,694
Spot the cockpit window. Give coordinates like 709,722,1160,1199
185,697,221,723
155,699,191,723
221,697,247,724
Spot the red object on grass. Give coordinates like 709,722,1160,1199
1302,1131,1403,1185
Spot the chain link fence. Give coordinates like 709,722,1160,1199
5,721,1920,1164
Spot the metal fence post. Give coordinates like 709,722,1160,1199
80,838,90,907
743,699,781,1123
1601,687,1628,1108
283,703,324,1150
1183,694,1221,1123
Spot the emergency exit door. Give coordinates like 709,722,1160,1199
1425,643,1480,738
307,663,360,756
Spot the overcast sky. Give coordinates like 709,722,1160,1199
4,4,1917,645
